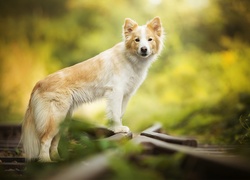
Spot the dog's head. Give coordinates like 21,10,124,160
123,17,164,58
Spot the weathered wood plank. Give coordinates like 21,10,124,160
141,123,197,147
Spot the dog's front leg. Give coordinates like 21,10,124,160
121,94,132,119
106,90,130,133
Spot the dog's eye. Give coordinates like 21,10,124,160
148,38,153,41
135,38,140,42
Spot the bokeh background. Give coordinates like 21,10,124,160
0,0,250,144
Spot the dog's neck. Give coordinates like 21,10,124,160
124,48,157,72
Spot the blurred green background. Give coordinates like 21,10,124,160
0,0,250,144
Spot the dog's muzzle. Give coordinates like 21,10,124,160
140,46,149,57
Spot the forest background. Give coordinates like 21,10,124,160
0,0,250,145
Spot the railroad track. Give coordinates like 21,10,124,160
0,123,250,179
0,124,25,176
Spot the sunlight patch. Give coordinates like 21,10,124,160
185,0,209,9
148,0,162,6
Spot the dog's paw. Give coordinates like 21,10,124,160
38,157,53,163
111,125,130,133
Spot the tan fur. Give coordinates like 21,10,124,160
35,57,103,94
22,17,164,162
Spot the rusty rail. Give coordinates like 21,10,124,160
133,135,250,179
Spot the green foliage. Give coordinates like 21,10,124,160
57,120,117,162
20,121,184,180
22,120,117,179
109,156,164,180
106,136,183,179
237,113,250,145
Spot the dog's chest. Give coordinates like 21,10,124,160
120,66,147,95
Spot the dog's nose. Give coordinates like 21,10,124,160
141,46,147,53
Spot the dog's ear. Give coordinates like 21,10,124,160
123,18,138,38
147,16,162,37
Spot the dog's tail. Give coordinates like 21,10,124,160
21,102,40,161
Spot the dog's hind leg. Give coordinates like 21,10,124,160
36,100,71,162
38,117,60,162
50,110,72,161
50,133,61,161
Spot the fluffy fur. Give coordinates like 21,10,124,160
22,17,164,162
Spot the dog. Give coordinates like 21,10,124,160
21,16,164,162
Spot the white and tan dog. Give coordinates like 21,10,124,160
22,17,164,162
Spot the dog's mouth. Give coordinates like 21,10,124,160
141,53,148,57
138,52,151,58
